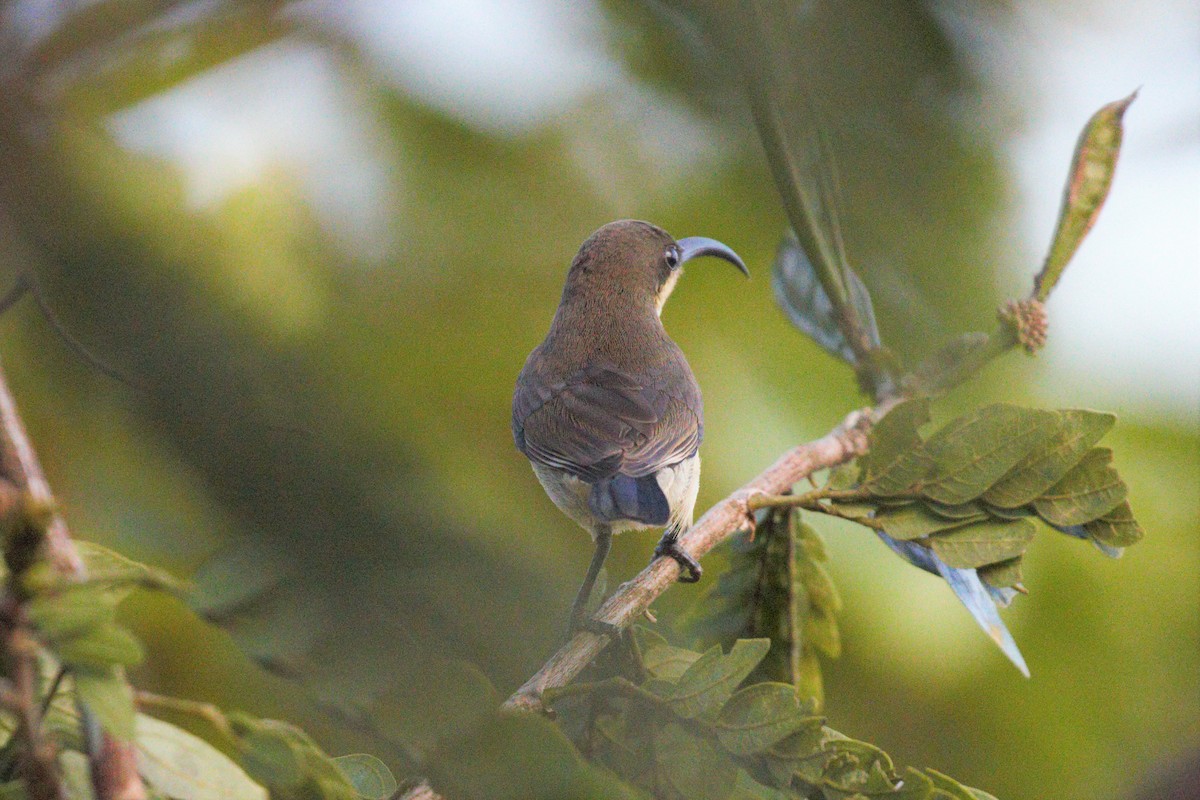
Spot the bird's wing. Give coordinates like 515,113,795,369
513,361,701,482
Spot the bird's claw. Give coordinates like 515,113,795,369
652,539,702,583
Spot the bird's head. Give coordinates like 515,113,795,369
564,220,749,316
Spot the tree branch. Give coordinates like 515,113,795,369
0,356,147,800
400,404,887,800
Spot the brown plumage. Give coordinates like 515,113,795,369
513,220,748,632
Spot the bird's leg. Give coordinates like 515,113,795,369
569,525,617,636
651,523,702,583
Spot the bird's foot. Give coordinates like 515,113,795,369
652,537,702,583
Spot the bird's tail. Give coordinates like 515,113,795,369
588,474,671,527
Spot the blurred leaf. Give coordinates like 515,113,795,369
232,717,304,788
426,712,644,800
730,770,791,800
365,653,498,759
27,585,116,640
928,519,1036,570
715,683,817,756
189,538,291,618
977,557,1023,591
0,782,26,800
1083,500,1144,549
983,410,1116,508
332,754,398,800
824,461,861,492
921,404,1059,505
1034,92,1137,301
927,768,998,800
136,713,268,800
55,2,297,119
55,622,145,670
58,751,94,800
227,714,363,798
74,668,136,740
772,234,881,365
654,722,738,800
74,540,185,595
875,505,985,541
651,640,769,719
634,627,702,682
1032,448,1127,526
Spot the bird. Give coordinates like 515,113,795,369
512,219,748,632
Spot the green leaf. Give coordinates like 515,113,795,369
730,770,792,800
653,639,770,719
772,233,881,366
0,780,27,800
928,519,1036,569
1034,92,1137,301
228,716,305,788
75,540,185,595
983,410,1116,508
74,668,136,740
715,683,819,756
654,722,738,800
921,405,1060,504
860,399,931,483
874,505,985,541
1033,448,1127,526
824,461,861,491
136,714,268,800
27,585,116,640
1084,501,1144,549
634,626,702,681
55,623,145,670
59,751,94,800
925,500,986,520
333,754,398,800
804,606,840,659
591,713,652,785
820,737,898,793
891,767,936,800
926,768,992,800
978,557,1024,590
981,503,1034,521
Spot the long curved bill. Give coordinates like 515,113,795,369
676,236,750,277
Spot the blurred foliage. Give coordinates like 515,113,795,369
0,0,1193,799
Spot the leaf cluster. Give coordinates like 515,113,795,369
835,399,1143,586
686,509,840,708
548,629,997,800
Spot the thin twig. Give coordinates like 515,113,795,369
0,356,147,799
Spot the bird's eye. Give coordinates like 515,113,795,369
665,246,681,269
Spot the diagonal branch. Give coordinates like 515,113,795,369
0,356,147,800
401,404,887,800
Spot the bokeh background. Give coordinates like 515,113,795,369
0,1,1196,798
